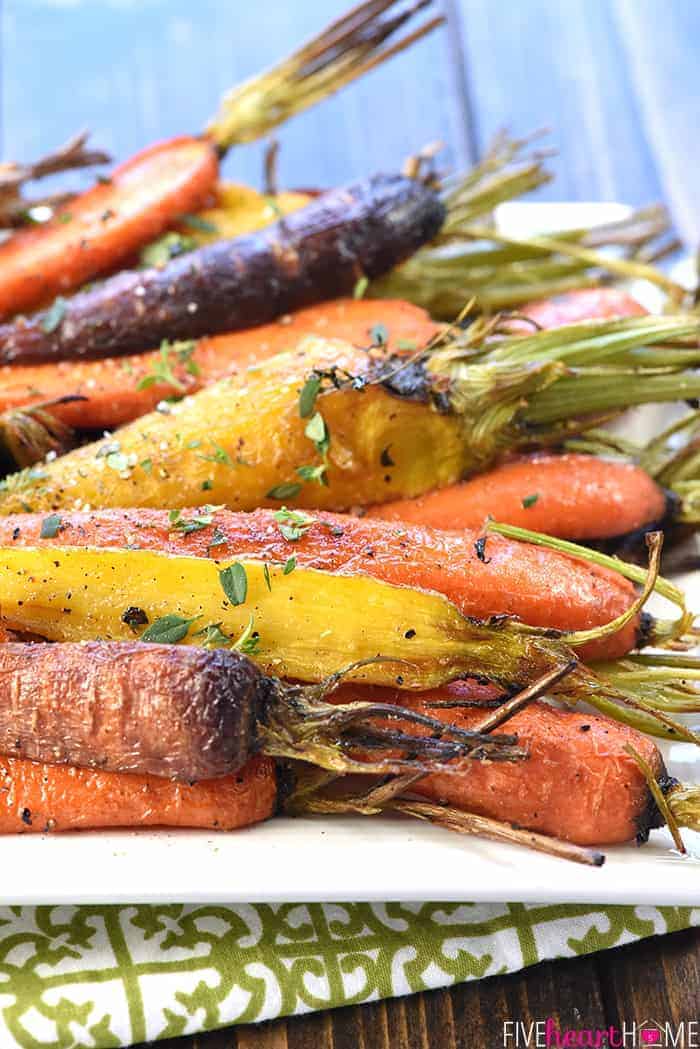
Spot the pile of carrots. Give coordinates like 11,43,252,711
0,0,698,869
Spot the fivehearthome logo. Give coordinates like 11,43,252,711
502,1017,699,1047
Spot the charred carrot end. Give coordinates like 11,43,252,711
0,135,218,320
329,681,666,847
0,298,439,433
368,454,670,542
0,753,277,834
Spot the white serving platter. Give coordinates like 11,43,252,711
2,202,699,905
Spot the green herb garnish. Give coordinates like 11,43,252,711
137,340,199,392
266,482,302,501
141,614,198,644
41,297,67,334
522,493,539,509
39,513,62,538
274,507,315,541
283,555,297,575
299,374,321,418
219,563,248,605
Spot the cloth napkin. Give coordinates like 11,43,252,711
0,902,696,1047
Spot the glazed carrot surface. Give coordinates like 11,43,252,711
0,753,276,834
335,681,662,846
0,135,218,320
369,453,669,541
0,507,641,661
517,287,647,329
0,298,438,430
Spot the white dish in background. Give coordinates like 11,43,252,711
3,202,699,905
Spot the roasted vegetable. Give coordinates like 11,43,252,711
0,532,692,744
368,453,672,543
0,544,581,691
0,175,445,365
0,299,438,433
0,752,277,833
0,0,440,306
0,506,664,663
0,639,517,781
3,315,700,515
0,136,219,320
326,680,700,847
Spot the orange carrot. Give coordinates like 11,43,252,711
0,507,644,662
512,287,647,331
334,680,664,846
369,453,670,541
0,298,438,430
0,136,218,320
0,753,276,834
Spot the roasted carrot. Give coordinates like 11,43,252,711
4,316,698,517
0,752,277,834
0,176,445,365
0,137,218,320
331,680,676,847
0,507,649,662
0,639,513,780
0,299,438,431
517,287,647,329
369,453,671,542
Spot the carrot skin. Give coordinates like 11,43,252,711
0,175,445,365
0,753,276,833
334,681,664,846
0,641,269,781
515,287,647,330
0,299,439,430
0,136,218,320
369,453,670,541
0,508,641,661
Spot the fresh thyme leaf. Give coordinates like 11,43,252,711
140,231,196,268
179,213,219,234
197,440,233,466
380,445,395,467
274,507,315,541
137,340,198,393
39,513,62,538
353,275,369,299
168,508,214,534
297,463,328,486
522,493,539,508
141,614,198,644
263,563,272,592
201,479,213,491
194,621,232,648
219,563,248,605
369,323,388,346
207,528,227,552
140,458,153,474
299,375,322,418
283,555,297,575
41,297,67,334
266,482,302,500
232,614,261,655
304,411,330,456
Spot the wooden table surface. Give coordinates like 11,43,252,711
7,1,699,1045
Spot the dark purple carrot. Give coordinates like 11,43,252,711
0,175,445,365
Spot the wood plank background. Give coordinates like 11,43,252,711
4,2,698,1047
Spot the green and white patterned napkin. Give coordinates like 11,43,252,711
0,902,696,1047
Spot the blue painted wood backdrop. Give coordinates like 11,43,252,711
5,0,699,241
